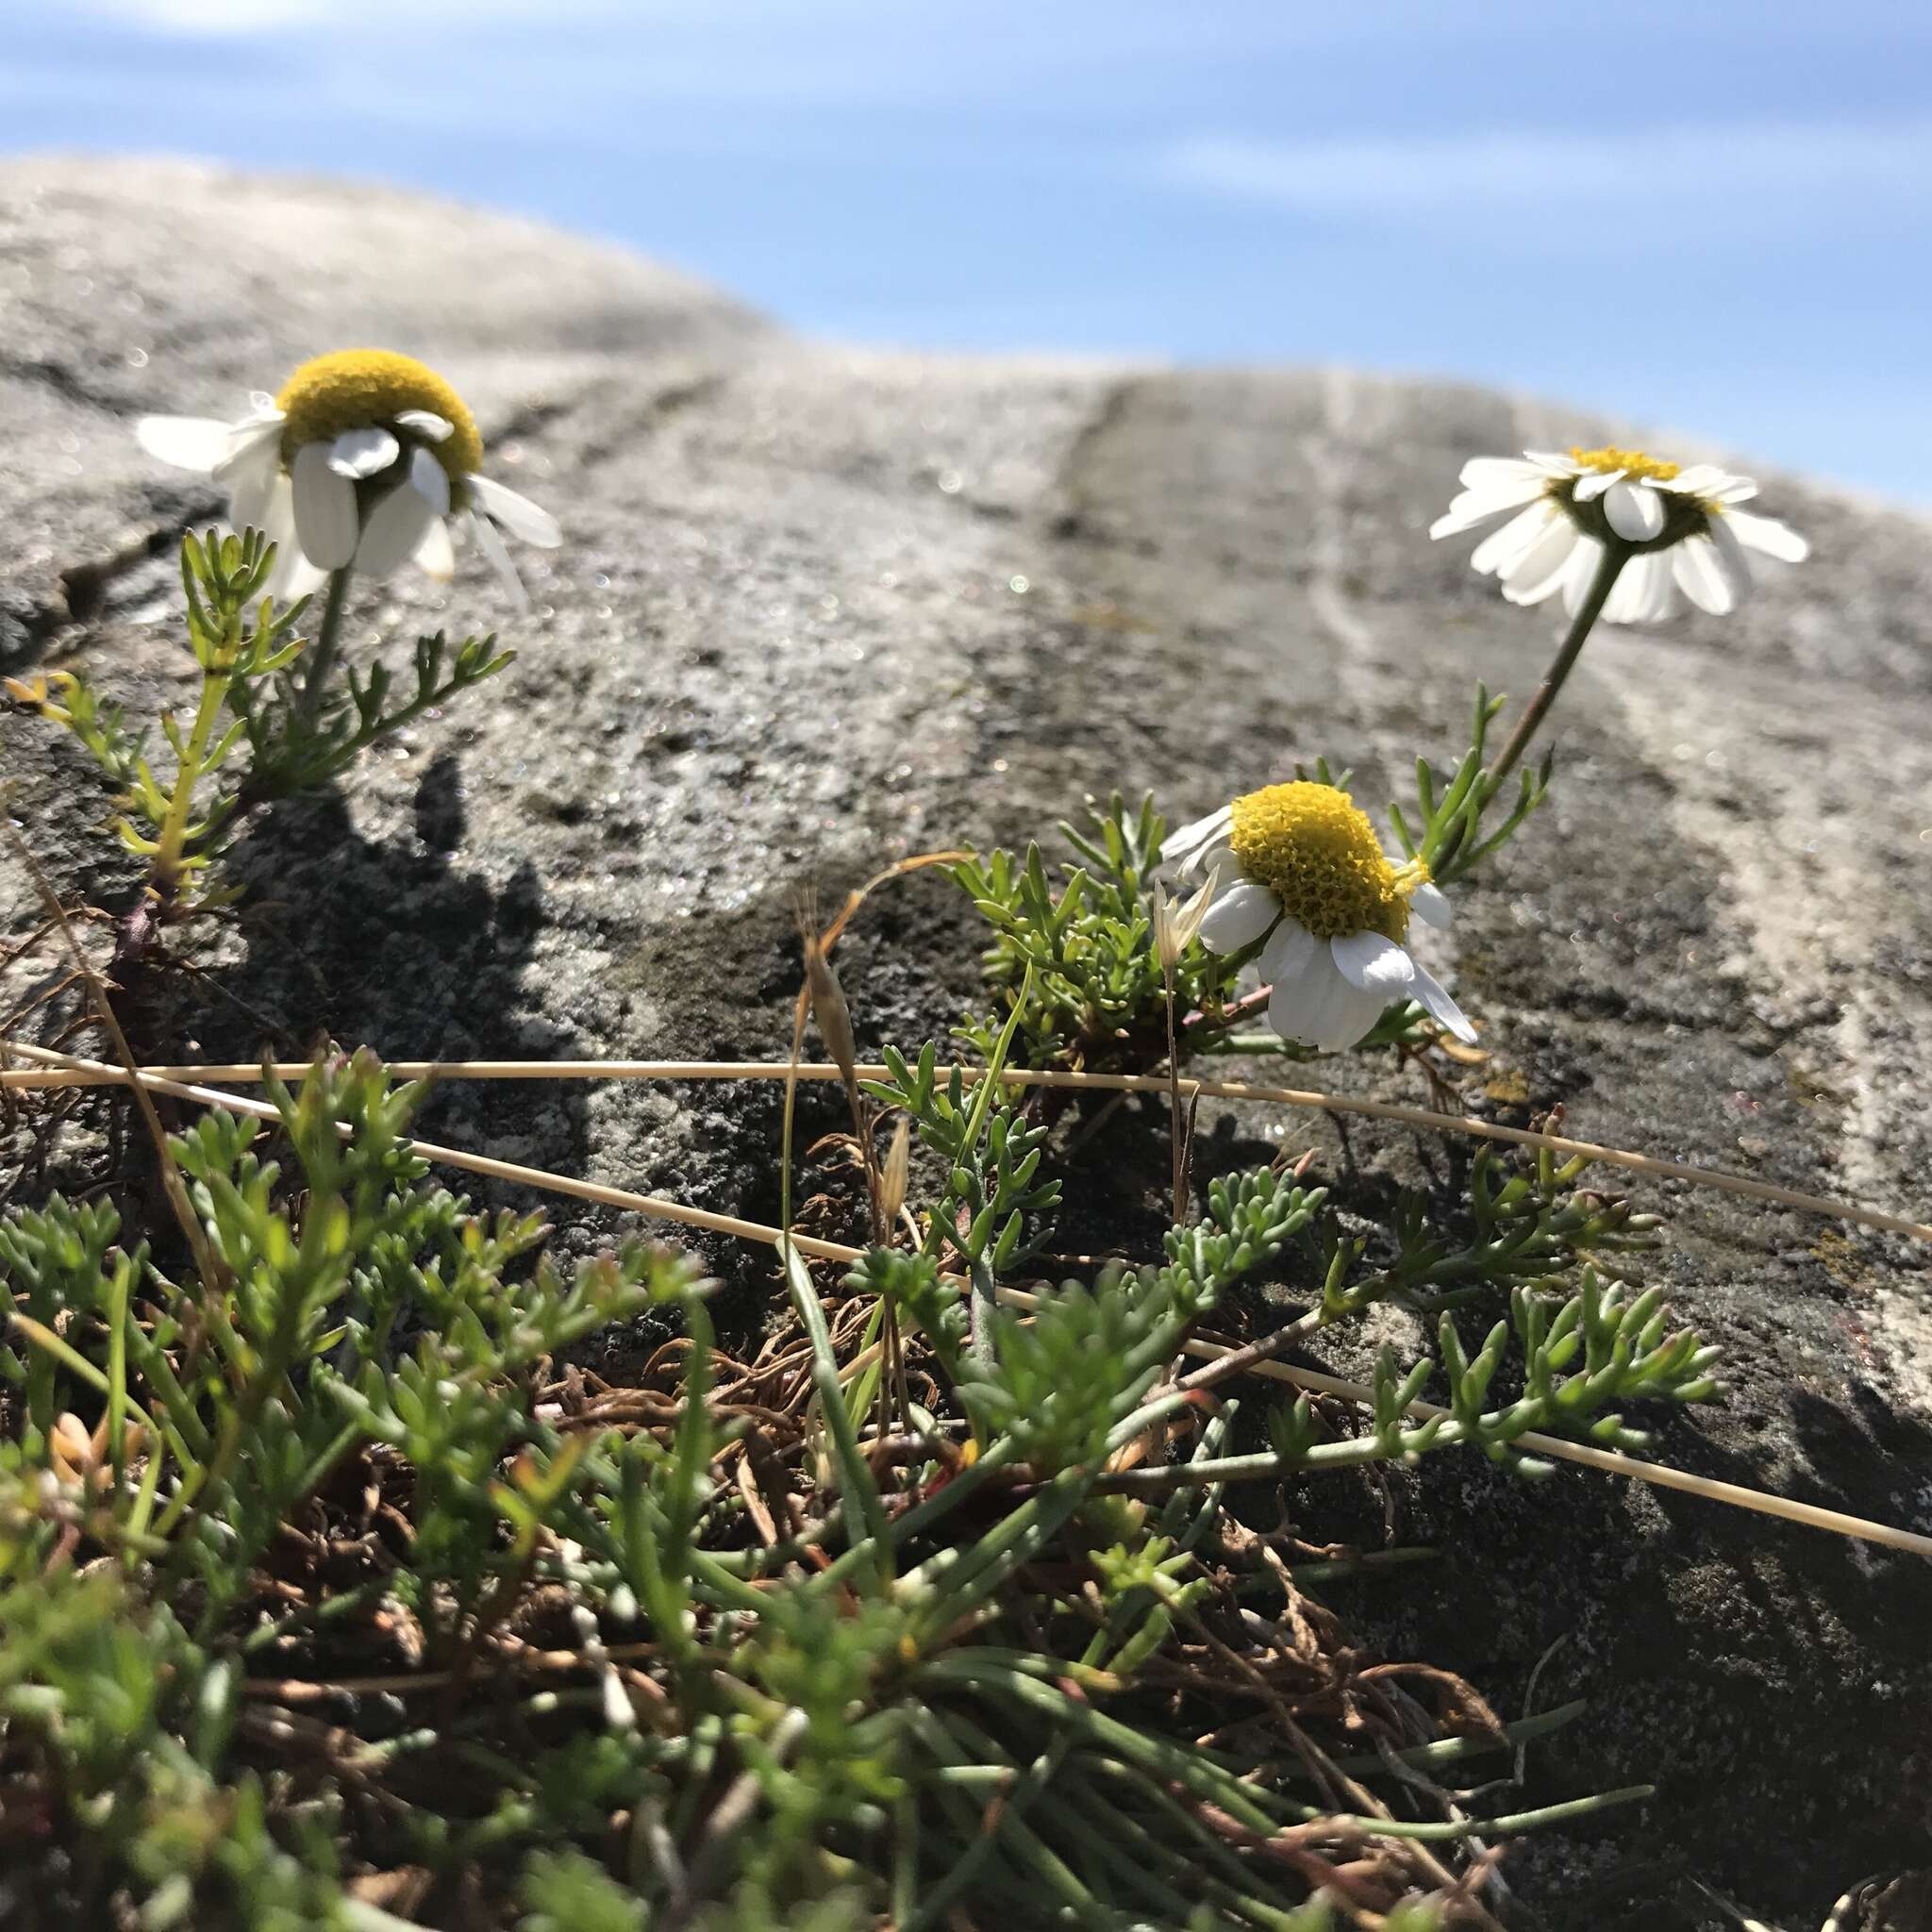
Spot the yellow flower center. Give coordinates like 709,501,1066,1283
275,350,482,482
1569,444,1679,483
1228,781,1409,942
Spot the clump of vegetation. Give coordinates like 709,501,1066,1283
2,389,1821,1926
0,1032,1709,1927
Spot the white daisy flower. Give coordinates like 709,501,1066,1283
136,349,561,611
1163,782,1476,1054
1430,445,1807,622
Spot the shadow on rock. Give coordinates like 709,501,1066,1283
215,753,591,1206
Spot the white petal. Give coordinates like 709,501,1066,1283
468,473,561,546
1331,929,1416,995
1638,552,1677,622
414,515,456,581
1705,514,1754,608
1197,881,1280,956
216,435,281,533
470,509,529,611
409,445,452,516
1458,456,1552,490
291,441,358,570
1258,914,1318,986
1668,463,1731,495
1470,501,1557,577
354,478,437,580
1603,552,1673,625
135,415,234,473
1572,468,1623,502
1499,517,1583,604
1710,478,1759,504
1430,489,1541,541
1603,479,1666,542
395,408,454,441
1556,537,1609,616
1671,536,1738,616
1163,805,1234,873
1268,951,1344,1050
1724,509,1807,563
328,425,400,479
212,417,279,480
1521,450,1578,473
221,415,283,462
1408,880,1453,929
1409,959,1477,1043
263,476,325,603
1277,958,1384,1053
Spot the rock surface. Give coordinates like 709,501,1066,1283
4,157,1930,1930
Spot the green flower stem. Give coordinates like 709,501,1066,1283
150,668,231,898
296,564,354,728
1486,536,1628,788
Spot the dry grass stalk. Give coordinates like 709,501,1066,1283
13,1041,1931,1562
9,1046,1929,1245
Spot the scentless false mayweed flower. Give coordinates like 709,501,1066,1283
136,350,561,608
1163,783,1475,1053
1430,446,1807,622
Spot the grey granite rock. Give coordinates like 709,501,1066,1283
3,156,1929,1930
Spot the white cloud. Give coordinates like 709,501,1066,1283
1156,120,1932,218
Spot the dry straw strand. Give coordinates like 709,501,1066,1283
11,1042,1931,1562
7,1046,1928,1244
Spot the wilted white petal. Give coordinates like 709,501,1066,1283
1725,509,1807,563
468,473,561,546
1603,480,1666,542
1197,881,1280,956
136,415,234,473
328,425,400,479
1162,804,1234,873
291,441,358,570
354,478,436,580
1154,867,1221,969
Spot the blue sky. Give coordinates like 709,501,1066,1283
12,2,1932,501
